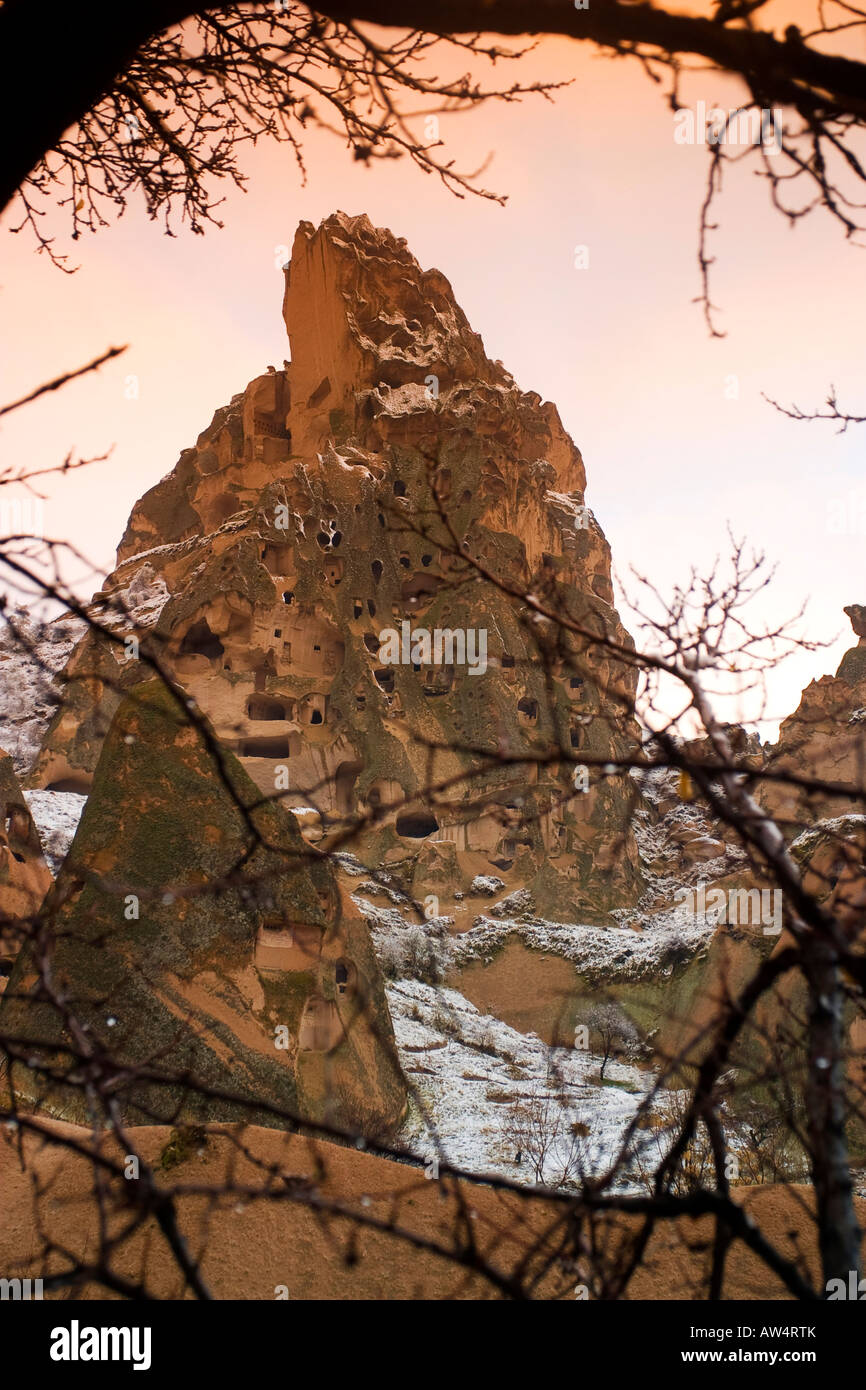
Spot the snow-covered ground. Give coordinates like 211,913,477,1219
388,978,663,1187
350,883,690,1187
24,789,86,874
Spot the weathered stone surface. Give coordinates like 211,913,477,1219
844,604,866,643
26,212,644,923
27,564,169,793
0,750,51,993
762,605,866,826
0,682,406,1135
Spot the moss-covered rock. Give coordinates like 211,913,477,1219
0,681,406,1136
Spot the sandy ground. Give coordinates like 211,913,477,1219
0,1119,862,1300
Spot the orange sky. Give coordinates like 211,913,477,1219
1,11,863,737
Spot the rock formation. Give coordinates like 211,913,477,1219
0,750,51,993
23,211,644,924
0,681,406,1135
762,605,866,826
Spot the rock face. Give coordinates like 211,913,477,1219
0,682,406,1135
0,751,51,992
24,211,643,923
26,565,169,794
0,610,85,778
762,605,866,826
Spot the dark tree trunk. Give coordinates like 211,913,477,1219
805,941,862,1290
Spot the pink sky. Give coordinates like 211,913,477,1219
1,15,863,737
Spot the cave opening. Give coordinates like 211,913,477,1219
179,618,224,660
247,695,287,721
395,810,439,839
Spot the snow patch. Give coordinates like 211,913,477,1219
389,978,660,1186
24,789,86,875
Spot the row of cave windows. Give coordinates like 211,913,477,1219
182,619,586,694
245,686,585,743
285,558,438,595
180,609,588,695
273,546,609,599
284,562,610,611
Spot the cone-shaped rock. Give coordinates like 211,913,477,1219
1,680,406,1135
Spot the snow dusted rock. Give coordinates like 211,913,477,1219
0,610,84,776
488,888,535,918
0,570,169,787
23,789,86,875
26,565,172,795
123,562,169,619
469,874,505,896
451,906,711,983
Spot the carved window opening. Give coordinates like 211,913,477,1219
518,697,539,726
240,736,290,758
374,668,395,693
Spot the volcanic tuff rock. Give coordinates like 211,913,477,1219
0,681,406,1134
23,211,643,923
0,750,51,993
762,604,866,826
